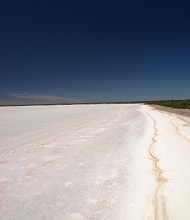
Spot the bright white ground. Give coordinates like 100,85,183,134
0,104,190,220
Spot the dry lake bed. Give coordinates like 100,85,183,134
0,104,190,220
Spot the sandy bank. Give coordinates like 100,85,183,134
150,105,190,118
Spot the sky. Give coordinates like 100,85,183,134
1,0,190,104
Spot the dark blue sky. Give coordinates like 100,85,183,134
1,0,190,103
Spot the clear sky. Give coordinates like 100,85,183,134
1,0,190,104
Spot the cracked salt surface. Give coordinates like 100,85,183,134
0,104,190,219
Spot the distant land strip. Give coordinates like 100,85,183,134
0,99,189,109
144,99,190,109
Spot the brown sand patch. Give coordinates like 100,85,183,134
150,105,190,118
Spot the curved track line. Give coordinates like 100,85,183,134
176,115,190,125
144,111,169,220
169,119,190,144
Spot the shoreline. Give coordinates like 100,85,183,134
150,105,190,118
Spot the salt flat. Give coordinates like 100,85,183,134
0,104,190,220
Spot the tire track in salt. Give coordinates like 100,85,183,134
169,118,190,144
152,107,190,144
144,111,169,220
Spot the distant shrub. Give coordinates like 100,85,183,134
145,99,190,109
